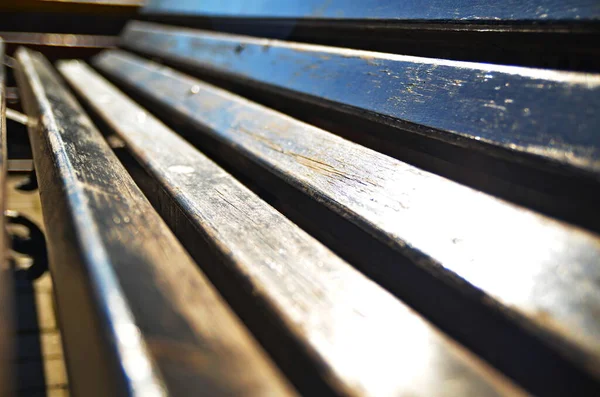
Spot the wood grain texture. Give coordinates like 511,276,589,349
92,50,600,394
61,59,528,397
120,22,600,180
117,22,600,231
133,13,600,72
15,47,295,397
0,39,10,397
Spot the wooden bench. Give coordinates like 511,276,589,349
5,1,600,396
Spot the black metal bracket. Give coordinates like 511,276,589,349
6,210,48,280
15,168,38,192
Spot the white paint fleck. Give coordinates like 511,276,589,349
137,111,147,123
483,102,507,111
168,165,195,174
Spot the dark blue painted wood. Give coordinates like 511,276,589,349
121,22,600,180
143,0,600,21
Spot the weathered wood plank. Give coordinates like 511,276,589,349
61,58,528,397
93,50,600,395
119,22,600,177
143,0,600,21
138,2,600,70
118,22,600,230
0,39,10,397
14,47,295,397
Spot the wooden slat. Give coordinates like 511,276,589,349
118,22,600,231
1,33,117,63
14,47,295,397
0,32,116,48
119,22,600,177
60,58,529,397
0,39,10,397
93,50,600,395
142,0,600,21
0,0,141,13
138,2,600,71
